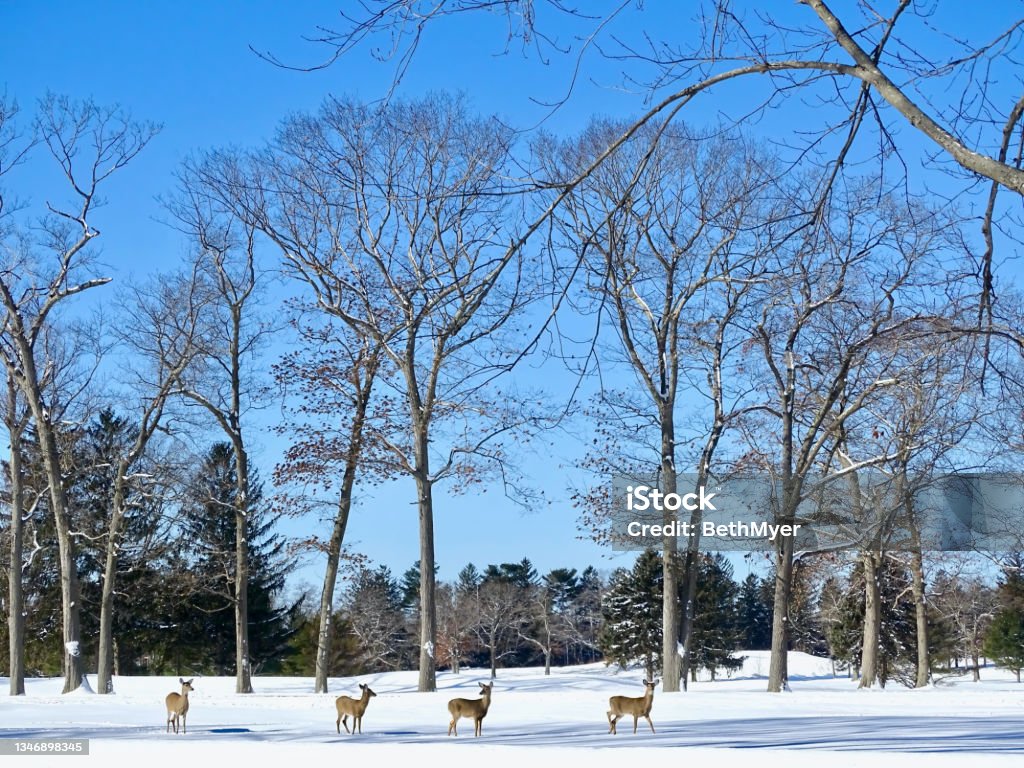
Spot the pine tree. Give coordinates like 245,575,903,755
600,550,663,680
826,558,917,686
984,611,1024,682
984,556,1024,682
173,443,300,675
736,573,772,651
690,554,743,680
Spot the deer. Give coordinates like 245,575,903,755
607,678,658,735
335,683,377,734
447,682,493,737
165,678,195,735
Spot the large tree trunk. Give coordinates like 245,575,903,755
7,400,26,696
314,492,351,694
97,464,131,695
858,551,881,688
37,423,84,694
234,444,253,694
660,412,681,693
767,530,794,692
314,357,375,693
413,422,437,692
906,490,930,688
910,544,930,688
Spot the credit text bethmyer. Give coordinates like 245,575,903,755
625,520,802,542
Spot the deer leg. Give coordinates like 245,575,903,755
448,719,457,736
342,715,351,734
645,715,655,734
633,714,639,734
182,712,187,735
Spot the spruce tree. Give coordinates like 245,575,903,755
736,573,772,650
690,554,743,679
600,550,663,680
173,443,299,675
984,557,1024,681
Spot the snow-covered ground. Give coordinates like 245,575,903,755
1,652,1022,767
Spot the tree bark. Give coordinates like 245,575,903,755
6,381,26,696
767,529,794,692
660,411,681,692
858,551,881,688
96,470,127,695
234,442,252,694
412,412,437,692
908,527,930,688
314,352,376,693
314,492,351,694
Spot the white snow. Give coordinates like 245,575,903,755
1,652,1022,767
64,641,80,657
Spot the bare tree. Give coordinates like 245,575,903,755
0,95,155,692
469,577,529,679
93,271,206,694
547,119,777,690
207,93,539,691
166,182,272,694
3,370,33,695
739,178,948,691
272,311,397,693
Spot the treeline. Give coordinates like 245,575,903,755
288,559,604,679
0,411,300,681
5,85,1024,701
601,550,1024,687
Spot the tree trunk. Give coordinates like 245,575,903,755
544,648,551,676
37,424,84,694
660,412,681,692
413,419,437,692
903,493,930,688
234,444,253,694
767,507,795,692
7,403,26,696
97,465,130,695
858,551,881,689
909,547,930,687
489,643,497,679
96,513,121,694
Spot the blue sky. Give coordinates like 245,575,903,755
2,2,1014,592
1,1,682,588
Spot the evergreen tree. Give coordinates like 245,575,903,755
70,410,172,675
690,554,743,679
984,610,1024,682
984,557,1024,682
826,558,917,686
736,573,772,651
173,443,300,675
600,550,663,680
341,563,412,672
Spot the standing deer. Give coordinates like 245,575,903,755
447,682,493,737
165,678,195,735
607,678,658,735
335,683,377,734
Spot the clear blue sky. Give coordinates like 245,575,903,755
0,1,680,589
2,2,1010,592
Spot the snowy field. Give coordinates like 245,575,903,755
1,652,1022,767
